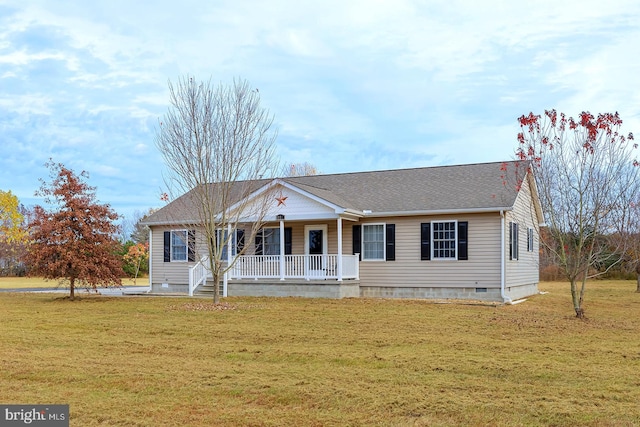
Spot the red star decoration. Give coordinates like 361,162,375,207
276,195,288,206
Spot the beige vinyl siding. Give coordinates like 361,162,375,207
150,226,208,286
505,174,540,287
356,213,502,289
150,212,531,293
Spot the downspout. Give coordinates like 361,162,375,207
337,217,343,282
500,210,512,304
146,227,153,293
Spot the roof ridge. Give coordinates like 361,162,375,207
281,159,516,180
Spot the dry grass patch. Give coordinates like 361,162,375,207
1,281,639,426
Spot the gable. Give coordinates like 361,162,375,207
261,184,340,221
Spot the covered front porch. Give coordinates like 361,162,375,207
186,179,365,297
189,253,360,296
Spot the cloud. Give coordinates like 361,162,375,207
1,0,640,220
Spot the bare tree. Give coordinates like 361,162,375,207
283,162,320,177
155,76,279,303
611,195,640,292
515,110,640,318
120,208,156,244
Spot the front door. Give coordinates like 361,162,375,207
305,225,328,278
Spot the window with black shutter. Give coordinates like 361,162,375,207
421,221,468,261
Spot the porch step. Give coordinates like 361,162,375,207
193,281,224,297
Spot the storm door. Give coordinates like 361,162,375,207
305,225,328,278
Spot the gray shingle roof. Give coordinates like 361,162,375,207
285,160,522,213
143,160,524,224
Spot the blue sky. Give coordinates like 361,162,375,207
1,0,639,223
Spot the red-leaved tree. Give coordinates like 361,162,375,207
515,110,640,318
25,161,124,299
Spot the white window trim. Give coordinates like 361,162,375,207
431,220,458,261
170,229,189,262
362,223,386,261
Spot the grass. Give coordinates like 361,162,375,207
0,276,147,289
1,281,639,426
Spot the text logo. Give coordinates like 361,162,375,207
1,405,68,426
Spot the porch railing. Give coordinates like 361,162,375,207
230,254,359,280
188,258,209,296
189,254,359,296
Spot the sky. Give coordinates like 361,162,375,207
1,0,639,225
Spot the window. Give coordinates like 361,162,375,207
215,229,244,259
255,227,292,255
352,224,395,261
171,230,188,261
510,222,519,260
362,224,385,260
263,228,280,255
527,227,534,252
432,221,457,259
163,230,195,262
420,221,468,261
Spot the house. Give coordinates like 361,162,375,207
141,160,543,303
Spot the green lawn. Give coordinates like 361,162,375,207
1,281,639,426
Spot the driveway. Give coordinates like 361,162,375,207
0,286,150,295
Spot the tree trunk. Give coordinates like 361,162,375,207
69,277,75,301
570,279,585,319
209,257,222,305
212,271,220,304
636,274,640,293
578,278,587,318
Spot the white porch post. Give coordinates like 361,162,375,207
279,219,285,280
225,224,231,297
227,224,232,264
337,217,343,282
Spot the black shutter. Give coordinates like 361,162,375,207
509,222,518,260
509,222,512,260
385,224,395,261
420,223,431,260
514,223,519,260
236,229,245,253
458,221,468,260
255,230,263,255
188,229,196,262
284,227,292,255
164,231,171,262
353,225,361,261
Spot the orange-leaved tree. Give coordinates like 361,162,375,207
25,161,124,299
123,242,149,285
